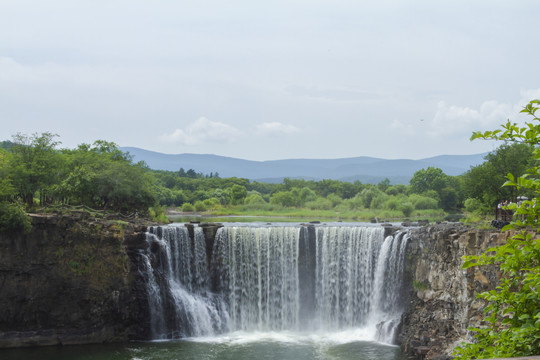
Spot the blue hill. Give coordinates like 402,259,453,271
121,147,487,184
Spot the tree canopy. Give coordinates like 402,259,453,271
461,143,535,211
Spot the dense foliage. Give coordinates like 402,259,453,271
9,123,536,230
0,131,469,232
0,134,158,231
454,100,540,359
461,143,535,213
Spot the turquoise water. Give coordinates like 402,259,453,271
0,331,406,360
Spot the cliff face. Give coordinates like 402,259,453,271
0,217,509,357
0,213,149,348
399,224,507,360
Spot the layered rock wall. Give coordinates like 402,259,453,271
0,214,149,348
399,224,508,359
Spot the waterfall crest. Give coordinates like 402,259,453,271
141,224,409,344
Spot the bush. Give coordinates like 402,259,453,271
194,200,206,212
0,202,31,234
305,198,333,210
464,198,483,213
326,193,342,207
370,194,388,209
399,202,414,217
148,205,169,223
270,191,297,207
203,198,220,209
344,196,364,210
413,196,439,210
181,202,195,212
385,198,399,210
244,193,266,205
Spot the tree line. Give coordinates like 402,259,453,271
0,131,534,233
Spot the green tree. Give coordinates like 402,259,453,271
461,143,534,211
270,191,297,207
0,149,30,233
399,202,414,217
0,149,15,201
409,167,449,195
59,141,155,212
358,187,384,208
9,132,62,207
230,184,247,205
410,167,461,210
244,193,266,205
377,178,391,192
454,99,540,359
299,187,317,205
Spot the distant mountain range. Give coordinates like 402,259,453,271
121,147,488,184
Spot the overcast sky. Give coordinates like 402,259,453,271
1,0,539,161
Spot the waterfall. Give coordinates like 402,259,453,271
141,224,409,344
212,226,301,331
143,226,229,338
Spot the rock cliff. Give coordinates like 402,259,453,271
0,213,149,348
399,223,507,359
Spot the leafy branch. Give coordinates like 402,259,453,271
454,99,540,359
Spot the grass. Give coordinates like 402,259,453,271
460,212,494,229
169,205,448,223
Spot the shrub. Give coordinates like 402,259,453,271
270,191,297,207
148,205,169,223
463,198,483,213
244,193,266,205
385,198,399,210
370,194,388,209
203,197,220,209
326,193,342,207
0,202,31,234
413,196,439,210
181,202,195,212
399,202,414,217
305,198,333,210
194,200,206,212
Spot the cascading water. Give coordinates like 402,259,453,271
141,224,409,345
142,226,229,338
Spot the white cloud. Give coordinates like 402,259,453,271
428,100,511,138
255,122,300,135
428,90,540,138
387,90,540,147
160,117,242,145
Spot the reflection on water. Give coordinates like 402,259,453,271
0,332,406,360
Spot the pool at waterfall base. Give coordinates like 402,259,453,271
1,331,406,360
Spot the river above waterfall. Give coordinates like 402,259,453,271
0,332,406,360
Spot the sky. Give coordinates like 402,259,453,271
1,0,539,161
